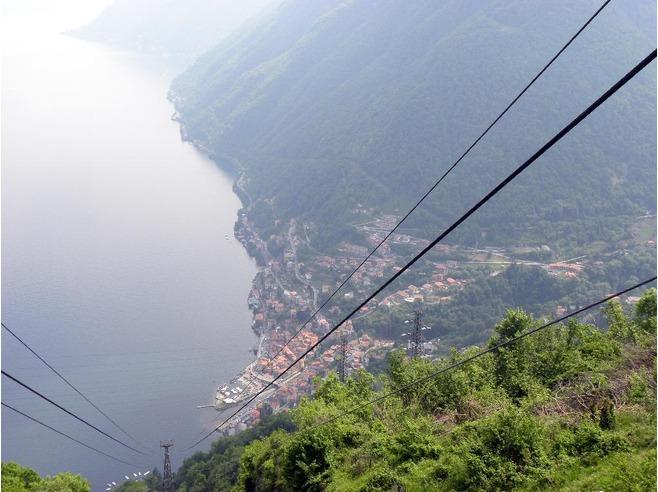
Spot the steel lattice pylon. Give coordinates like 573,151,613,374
337,334,348,382
410,309,423,358
160,441,173,492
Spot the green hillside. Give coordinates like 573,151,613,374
4,292,655,491
173,289,657,491
171,0,656,251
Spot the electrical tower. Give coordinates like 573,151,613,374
160,441,173,492
337,334,349,382
402,308,430,358
410,309,423,358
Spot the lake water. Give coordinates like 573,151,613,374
1,10,257,489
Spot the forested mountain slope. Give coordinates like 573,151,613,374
171,0,656,250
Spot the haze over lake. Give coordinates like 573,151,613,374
2,5,257,488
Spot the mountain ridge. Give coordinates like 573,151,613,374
171,0,656,252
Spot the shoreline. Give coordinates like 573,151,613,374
171,114,286,415
172,111,397,432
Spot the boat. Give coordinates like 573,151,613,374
215,379,251,410
215,397,237,410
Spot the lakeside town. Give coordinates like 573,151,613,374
205,184,657,435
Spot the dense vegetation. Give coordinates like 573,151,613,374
1,462,90,492
174,413,294,491
356,256,657,349
171,0,656,359
172,289,657,491
172,0,656,253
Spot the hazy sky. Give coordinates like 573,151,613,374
2,0,112,34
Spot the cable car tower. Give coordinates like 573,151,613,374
160,440,173,492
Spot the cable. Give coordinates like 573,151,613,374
308,277,656,431
187,49,657,449
1,370,147,456
237,0,614,390
1,402,139,467
2,322,143,446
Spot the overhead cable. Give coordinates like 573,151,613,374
2,322,143,446
2,402,139,467
187,48,657,449
1,370,147,456
237,0,614,391
309,277,657,431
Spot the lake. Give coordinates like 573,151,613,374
1,9,257,489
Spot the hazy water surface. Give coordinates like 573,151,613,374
2,11,257,489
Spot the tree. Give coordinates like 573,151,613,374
635,288,657,334
603,300,635,342
114,481,148,492
489,310,537,399
2,463,41,492
283,433,332,492
1,463,90,492
39,474,91,492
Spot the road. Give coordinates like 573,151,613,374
288,220,319,310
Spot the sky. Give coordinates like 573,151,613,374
2,0,112,35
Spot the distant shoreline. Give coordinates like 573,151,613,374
171,109,277,403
